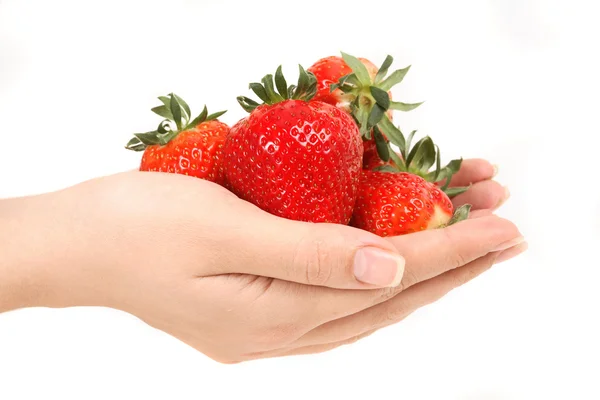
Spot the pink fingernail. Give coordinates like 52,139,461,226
354,247,405,287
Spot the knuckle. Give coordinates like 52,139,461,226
295,231,336,287
442,228,468,268
399,268,419,291
375,286,402,306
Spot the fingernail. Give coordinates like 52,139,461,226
354,247,405,287
495,241,529,264
492,164,499,178
493,235,525,252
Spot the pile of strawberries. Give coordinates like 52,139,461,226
126,52,470,236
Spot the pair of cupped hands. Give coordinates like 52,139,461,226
17,159,526,364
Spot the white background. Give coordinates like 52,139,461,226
1,0,598,399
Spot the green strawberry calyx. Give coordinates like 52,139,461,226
125,93,227,152
373,127,470,198
331,52,423,137
445,204,472,226
237,65,318,113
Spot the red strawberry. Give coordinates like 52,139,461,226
309,52,423,168
126,93,228,184
350,170,469,236
308,55,379,112
223,66,363,224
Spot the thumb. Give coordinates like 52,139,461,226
222,213,406,290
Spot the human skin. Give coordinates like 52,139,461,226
0,159,526,363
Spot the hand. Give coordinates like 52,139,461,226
448,158,510,210
0,162,525,364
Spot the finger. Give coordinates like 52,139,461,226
252,329,379,360
449,158,497,187
468,209,494,219
452,180,509,210
204,210,406,290
285,242,528,350
282,215,524,328
385,215,523,291
495,241,529,264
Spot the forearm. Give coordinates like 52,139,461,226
0,195,50,312
0,191,103,313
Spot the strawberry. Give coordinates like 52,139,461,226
350,170,470,236
353,128,472,236
125,93,228,184
223,66,363,224
308,55,379,112
309,53,423,170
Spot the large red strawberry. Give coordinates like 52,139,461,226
350,170,470,237
223,66,363,224
125,93,228,184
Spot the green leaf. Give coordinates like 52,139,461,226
444,186,470,198
134,131,162,146
169,94,183,131
370,87,390,110
188,105,208,127
171,93,191,123
446,158,463,174
158,130,179,145
389,148,404,169
367,104,385,128
158,96,171,107
293,65,309,99
406,136,435,171
417,137,437,172
151,105,173,120
374,165,397,173
305,71,318,100
340,73,360,87
377,115,406,152
275,66,289,99
356,107,370,136
237,96,260,113
389,101,423,112
127,143,146,152
125,137,146,151
341,52,371,86
379,65,411,91
287,85,297,98
433,144,442,182
206,110,227,120
375,55,394,84
404,129,417,160
249,82,270,103
373,126,390,162
345,74,361,86
262,74,284,103
447,204,472,225
157,120,171,134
